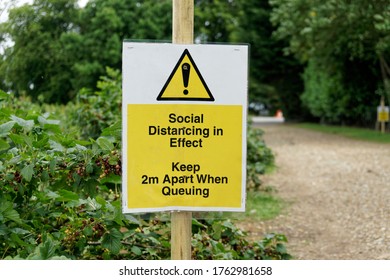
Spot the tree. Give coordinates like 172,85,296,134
0,0,172,103
0,0,80,103
195,0,304,118
72,0,172,91
270,0,390,124
232,0,303,118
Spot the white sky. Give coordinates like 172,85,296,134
0,0,89,23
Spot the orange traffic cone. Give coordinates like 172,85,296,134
275,109,284,119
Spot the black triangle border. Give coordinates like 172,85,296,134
156,49,215,101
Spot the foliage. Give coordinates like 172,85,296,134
231,0,304,118
72,0,171,92
192,220,291,260
67,67,122,139
0,0,80,103
301,58,378,125
270,0,390,125
0,0,303,121
246,124,275,190
195,0,303,119
0,0,172,103
0,81,287,260
195,0,238,43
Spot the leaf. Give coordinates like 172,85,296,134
38,115,60,125
83,226,93,237
0,224,8,235
10,115,34,132
101,228,123,254
0,89,8,99
0,201,23,224
102,121,122,138
96,137,114,151
10,228,30,235
0,139,10,151
276,243,287,254
57,189,79,202
85,197,101,211
9,133,24,145
36,235,57,260
99,174,121,184
131,246,142,256
125,214,141,225
33,135,49,148
49,140,65,152
21,164,34,182
0,121,16,137
10,232,29,247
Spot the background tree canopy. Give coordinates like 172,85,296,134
1,0,389,126
270,0,390,125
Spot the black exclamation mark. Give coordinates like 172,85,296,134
182,63,190,95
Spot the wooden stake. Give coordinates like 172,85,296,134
170,0,193,260
380,97,386,133
172,0,194,44
171,211,192,260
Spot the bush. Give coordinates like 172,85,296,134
246,124,275,190
0,79,288,260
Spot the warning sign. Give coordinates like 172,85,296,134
157,49,214,101
122,42,248,213
126,105,242,211
377,106,389,122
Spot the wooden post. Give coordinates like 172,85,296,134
170,0,193,260
172,0,194,44
380,96,386,134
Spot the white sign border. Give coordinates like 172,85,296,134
122,42,248,213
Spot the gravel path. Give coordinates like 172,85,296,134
242,124,390,260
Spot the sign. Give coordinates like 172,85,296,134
377,106,389,122
157,49,214,101
122,42,248,213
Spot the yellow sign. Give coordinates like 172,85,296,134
377,106,389,122
157,49,214,101
122,43,248,213
126,104,243,211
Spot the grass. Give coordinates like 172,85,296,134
296,123,390,144
224,189,285,221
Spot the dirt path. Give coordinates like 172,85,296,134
241,124,390,260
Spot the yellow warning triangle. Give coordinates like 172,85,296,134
157,49,214,101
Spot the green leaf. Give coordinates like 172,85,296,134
101,228,122,254
57,189,79,202
49,140,65,152
38,115,60,126
85,197,101,211
0,201,23,224
131,246,142,256
33,135,49,148
96,137,114,151
36,235,57,260
99,174,121,184
9,133,24,145
0,139,10,151
102,121,122,138
10,115,34,132
21,164,34,182
276,243,287,254
83,226,93,237
0,224,8,235
0,89,8,100
0,121,16,137
95,196,107,207
10,232,29,247
125,214,141,225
